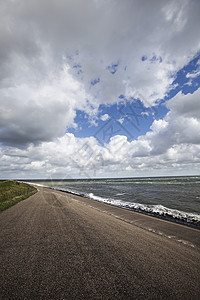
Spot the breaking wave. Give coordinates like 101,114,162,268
86,193,200,228
30,182,200,228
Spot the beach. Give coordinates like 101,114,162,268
0,186,200,299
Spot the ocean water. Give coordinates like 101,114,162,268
30,176,200,228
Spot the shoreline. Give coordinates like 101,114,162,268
31,182,200,230
1,185,200,299
41,185,200,249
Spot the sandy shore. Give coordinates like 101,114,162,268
0,186,200,299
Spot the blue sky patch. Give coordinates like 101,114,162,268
68,54,200,145
91,78,100,86
166,52,200,100
72,63,81,69
67,100,168,143
141,55,147,61
106,62,119,74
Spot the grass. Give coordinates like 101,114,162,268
0,180,37,212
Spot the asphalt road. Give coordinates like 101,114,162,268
0,187,200,299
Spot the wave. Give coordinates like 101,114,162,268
29,182,200,228
86,193,200,228
116,192,128,196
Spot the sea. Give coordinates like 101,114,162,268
28,176,200,229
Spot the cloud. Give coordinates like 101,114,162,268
100,114,110,121
1,0,200,118
186,70,200,79
0,63,91,146
167,89,200,142
137,89,200,155
1,88,200,178
0,0,200,177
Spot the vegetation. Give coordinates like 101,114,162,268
0,180,37,212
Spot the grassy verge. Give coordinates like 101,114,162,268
0,180,37,212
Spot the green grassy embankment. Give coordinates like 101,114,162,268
0,180,37,212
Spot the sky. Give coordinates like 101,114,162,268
0,0,200,179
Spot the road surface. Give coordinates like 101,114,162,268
0,187,199,299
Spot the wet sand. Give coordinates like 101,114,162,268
0,186,200,299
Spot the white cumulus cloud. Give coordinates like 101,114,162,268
1,89,200,178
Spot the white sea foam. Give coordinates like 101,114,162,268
26,181,200,226
86,192,200,224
